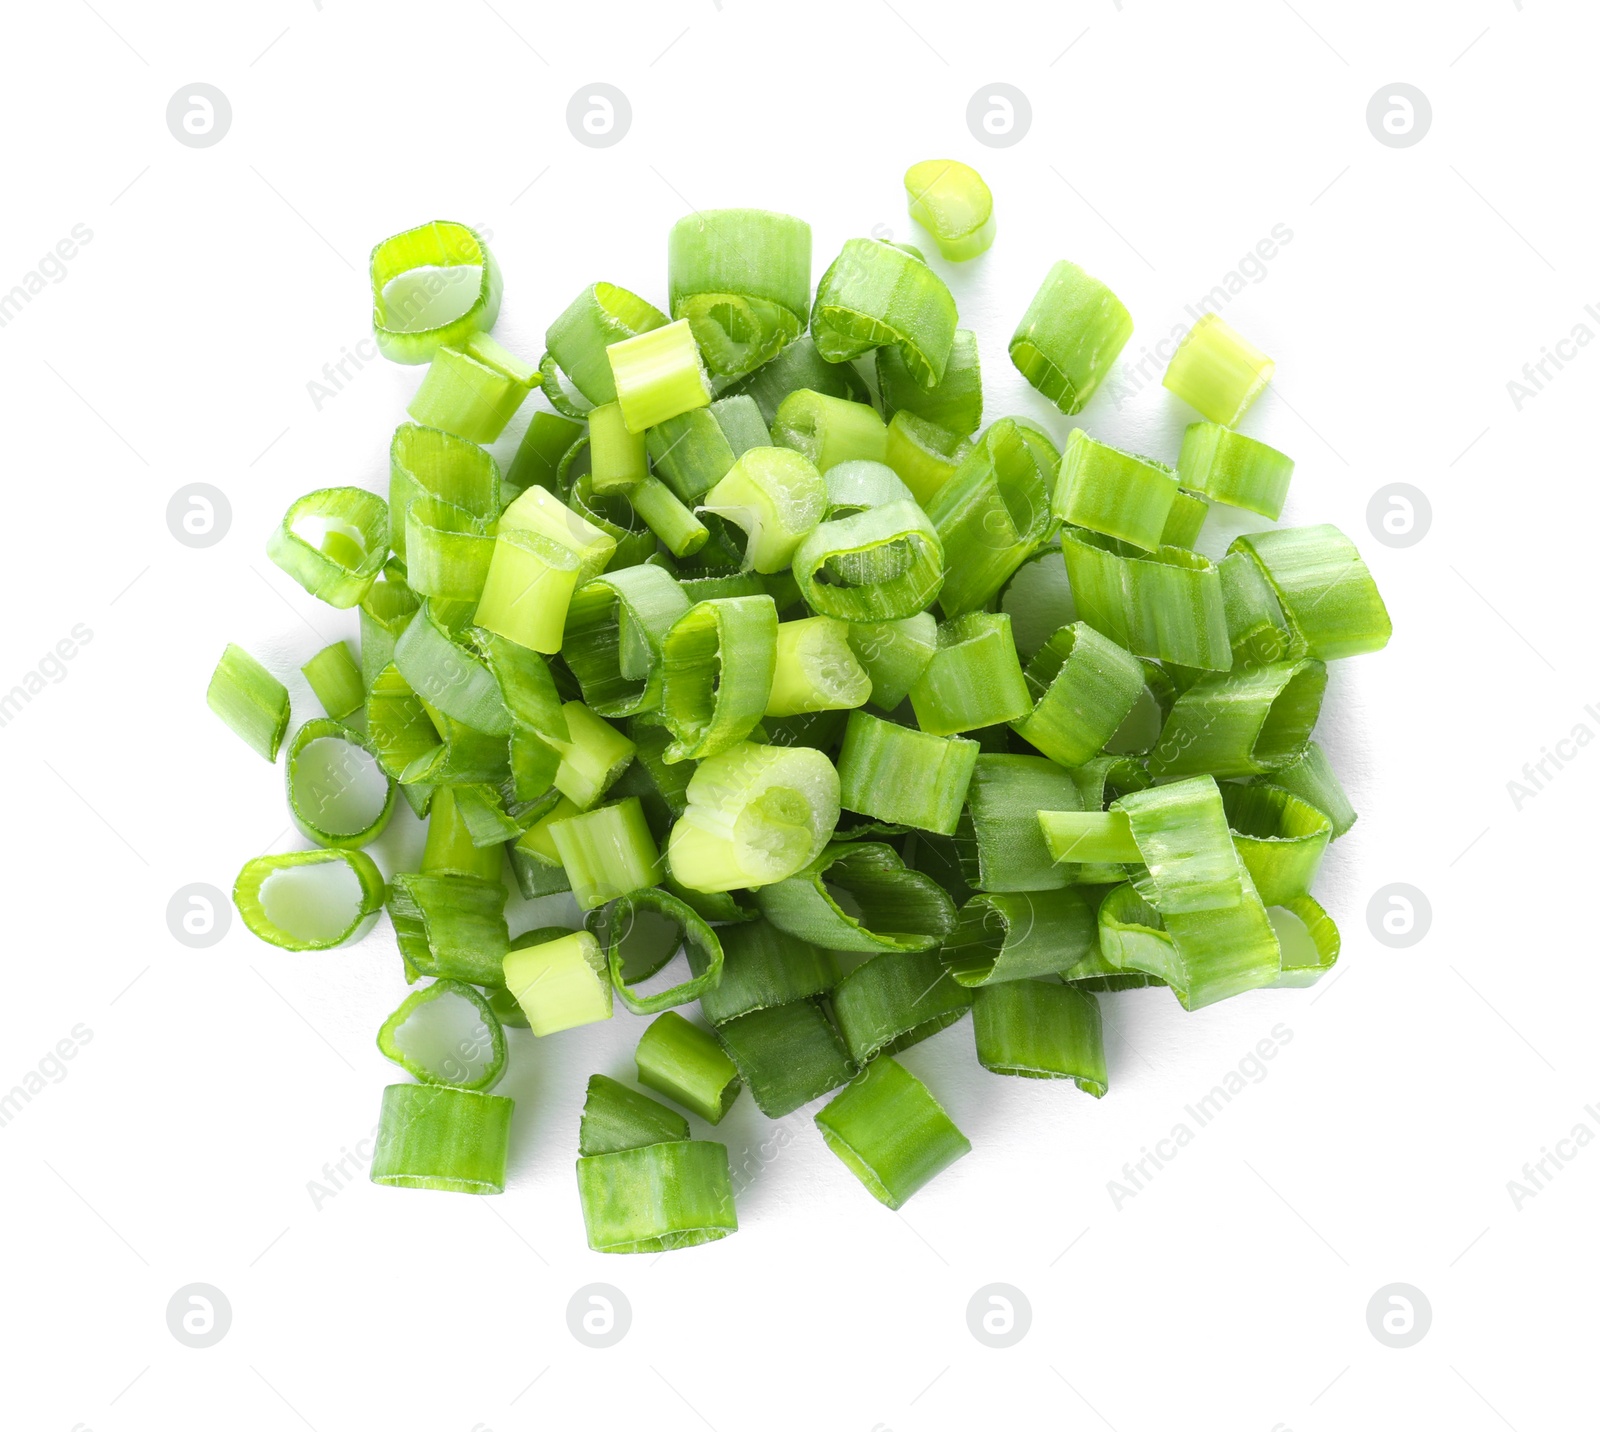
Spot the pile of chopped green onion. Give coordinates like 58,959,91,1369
210,165,1388,1252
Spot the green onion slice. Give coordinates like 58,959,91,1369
476,630,569,803
548,701,635,808
587,401,648,494
1147,659,1327,781
370,1083,513,1194
845,613,937,710
388,422,499,565
971,980,1106,1094
1054,429,1179,553
576,1139,738,1253
884,410,972,507
714,1001,856,1117
812,237,958,386
942,888,1097,986
876,328,982,438
546,281,668,406
406,344,529,445
1221,783,1332,906
659,596,778,761
233,848,385,951
697,920,842,1025
502,928,613,1036
766,615,872,716
608,318,713,434
771,389,889,472
830,949,974,1066
835,709,978,836
301,642,363,720
1163,313,1274,426
814,1057,970,1210
792,501,945,623
208,644,290,762
1219,548,1296,667
1269,895,1340,988
376,979,507,1091
588,887,726,1015
369,221,500,366
904,160,996,262
699,446,827,574
389,872,509,987
958,753,1085,892
909,611,1032,735
1011,621,1146,769
629,478,709,558
726,334,871,424
647,395,771,503
1178,422,1294,520
365,663,439,784
756,841,956,954
1010,260,1133,414
267,487,389,609
1038,808,1143,866
634,1009,741,1122
1249,738,1356,838
563,565,692,717
538,350,592,418
550,798,664,910
1227,525,1393,661
393,602,510,736
823,460,914,515
1161,488,1210,549
579,1074,690,1156
507,410,585,496
285,718,395,849
360,571,421,692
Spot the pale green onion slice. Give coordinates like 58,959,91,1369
877,327,982,439
1249,738,1356,838
370,1083,513,1194
725,334,871,424
1227,524,1393,660
406,344,529,444
579,1074,690,1156
697,921,842,1025
1060,528,1232,671
815,1057,970,1209
884,410,973,507
634,1010,741,1121
475,486,615,653
958,754,1084,892
1221,784,1332,906
388,873,509,987
903,160,996,262
755,841,956,954
549,798,664,910
576,1139,738,1253
667,740,839,892
548,701,635,808
971,981,1106,1094
546,281,668,406
360,571,421,691
647,394,771,502
507,410,585,495
588,401,649,493
699,446,827,573
1147,659,1327,781
608,318,713,434
1053,429,1179,553
1010,260,1133,414
1011,621,1146,768
234,848,385,951
300,642,363,720
1177,422,1294,520
714,1002,856,1118
942,889,1097,986
285,718,395,849
909,611,1031,735
388,422,499,565
766,616,872,717
1268,895,1340,988
629,478,708,557
845,614,937,710
831,949,974,1066
1219,548,1295,666
267,487,388,608
835,709,978,836
376,979,506,1091
811,237,958,387
771,389,889,471
208,644,290,761
1161,488,1210,549
823,460,914,515
1038,808,1143,866
1162,313,1274,426
369,221,500,365
562,565,691,717
659,595,777,761
792,502,945,622
502,928,613,1035
419,783,505,877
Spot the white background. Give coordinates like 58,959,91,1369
1,1,1594,1428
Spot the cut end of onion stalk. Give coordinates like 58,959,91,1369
502,929,613,1036
369,220,501,365
1162,312,1275,427
234,847,386,951
377,979,507,1091
208,644,291,762
903,160,996,262
369,1083,513,1194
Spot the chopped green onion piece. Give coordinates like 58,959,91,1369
376,979,506,1091
876,327,982,440
958,753,1085,891
234,848,385,951
502,928,613,1035
549,797,664,910
1054,429,1179,552
927,418,1053,617
1038,807,1143,865
971,981,1106,1094
667,740,839,892
909,611,1031,735
1161,488,1210,549
448,782,533,850
300,642,364,720
1178,423,1294,520
1227,525,1393,660
635,1010,741,1122
476,629,568,802
1010,260,1133,414
1221,783,1331,906
537,349,591,418
608,318,713,434
393,602,510,736
756,840,956,954
659,596,778,761
845,614,938,710
1011,621,1146,768
1268,895,1340,988
576,1139,738,1253
546,281,668,406
506,410,585,496
547,701,635,807
563,565,692,717
208,644,290,761
765,615,871,717
370,1083,512,1194
267,486,388,608
629,478,708,557
726,334,872,424
715,1001,855,1117
1060,528,1232,671
403,494,495,602
1162,313,1274,426
811,237,958,387
1249,738,1356,838
904,160,996,262
580,1074,691,1155
589,887,727,1014
407,344,529,444
942,888,1097,986
699,446,827,573
567,470,656,571
388,422,500,565
831,949,974,1065
365,663,438,782
836,709,978,835
389,873,509,987
647,395,772,503
697,920,842,1025
823,460,914,515
771,389,889,471
419,784,505,879
815,1057,970,1209
1147,659,1327,781
1218,548,1294,666
792,501,945,623
360,571,421,691
588,401,650,494
884,410,973,507
369,221,500,366
285,718,395,849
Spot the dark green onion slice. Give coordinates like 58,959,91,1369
1178,422,1294,520
562,565,691,718
549,798,664,910
1227,524,1392,661
376,979,506,1091
234,848,385,951
830,949,974,1066
909,612,1031,736
835,709,978,836
301,641,363,720
370,1083,512,1194
502,928,612,1035
267,486,389,608
697,921,842,1025
876,328,982,437
958,753,1085,892
845,614,937,710
1053,429,1179,553
369,221,500,366
476,630,568,804
659,595,778,761
406,343,529,445
388,873,509,987
580,1074,690,1155
1146,659,1327,781
791,502,945,622
545,281,667,406
207,644,290,762
588,887,726,1014
576,1139,738,1253
725,334,871,424
1249,738,1356,838
1009,259,1132,414
1162,312,1273,426
647,395,772,503
714,1001,855,1117
1011,621,1146,768
394,601,510,736
941,888,1097,986
756,841,956,954
971,980,1106,1094
814,1057,970,1209
1221,783,1332,906
506,410,584,496
635,1010,741,1122
285,718,395,849
811,237,958,386
548,701,635,808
